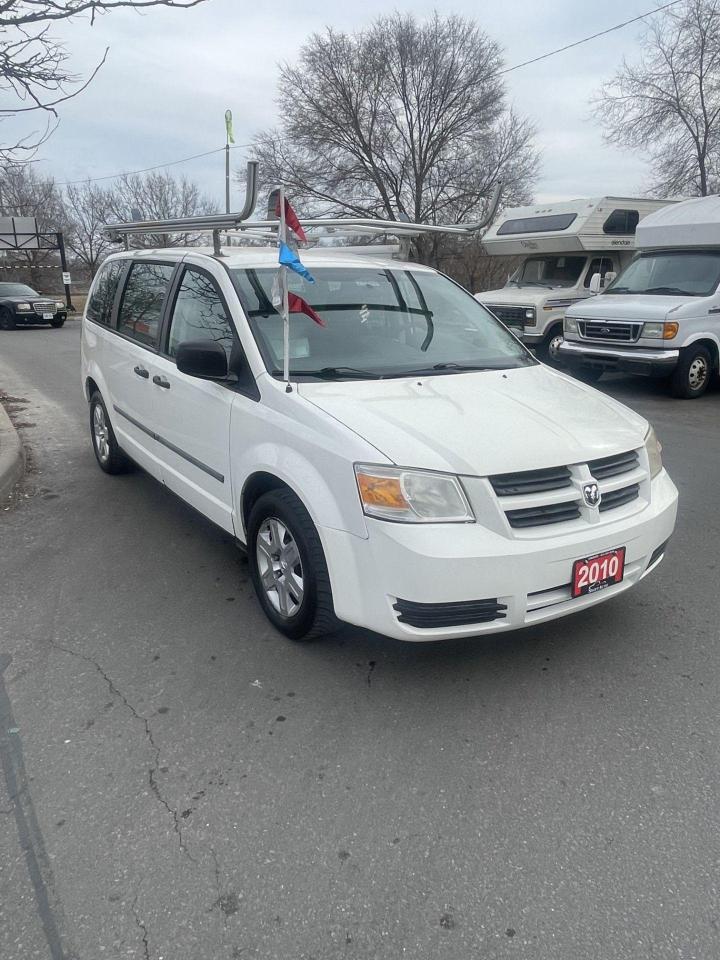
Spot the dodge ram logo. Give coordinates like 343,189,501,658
583,481,601,508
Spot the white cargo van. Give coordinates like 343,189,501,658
477,198,670,361
560,195,720,398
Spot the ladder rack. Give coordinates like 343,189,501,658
103,163,502,254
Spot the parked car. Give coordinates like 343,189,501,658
476,197,671,361
81,246,678,642
560,195,720,398
0,282,67,329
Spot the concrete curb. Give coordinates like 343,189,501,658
0,402,24,502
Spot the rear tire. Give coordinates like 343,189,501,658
670,345,712,399
0,307,16,330
247,488,338,641
89,391,132,474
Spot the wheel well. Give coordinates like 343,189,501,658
85,377,99,401
241,472,293,532
687,338,720,372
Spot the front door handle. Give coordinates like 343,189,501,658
152,375,171,389
133,365,149,379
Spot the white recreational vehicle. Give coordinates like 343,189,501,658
561,194,720,398
476,198,671,361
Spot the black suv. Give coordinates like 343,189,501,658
0,282,67,329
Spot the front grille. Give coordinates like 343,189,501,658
485,304,528,328
588,449,639,480
490,465,572,497
577,320,642,342
393,597,508,629
599,483,640,512
505,501,581,528
32,301,55,313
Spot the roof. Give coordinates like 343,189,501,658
635,194,720,248
105,244,436,272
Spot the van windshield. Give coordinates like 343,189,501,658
231,266,535,380
605,250,720,297
512,255,586,288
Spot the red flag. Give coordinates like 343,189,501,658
275,195,307,243
289,292,325,327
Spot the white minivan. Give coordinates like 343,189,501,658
81,246,678,642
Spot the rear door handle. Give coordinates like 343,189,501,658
133,365,149,379
152,375,171,389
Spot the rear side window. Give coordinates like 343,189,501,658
117,262,175,348
167,267,234,358
86,260,123,327
603,209,640,234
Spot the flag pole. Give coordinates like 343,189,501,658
279,183,291,390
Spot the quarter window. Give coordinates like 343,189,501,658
117,262,174,348
86,260,124,327
167,267,234,358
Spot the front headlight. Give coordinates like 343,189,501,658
56,300,64,311
643,321,679,340
645,425,663,479
354,464,474,523
15,302,31,312
524,307,536,326
564,316,578,334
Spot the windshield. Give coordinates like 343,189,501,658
605,250,720,297
0,283,38,297
512,255,586,288
231,266,535,380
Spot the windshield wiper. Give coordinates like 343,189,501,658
643,286,695,296
295,366,383,380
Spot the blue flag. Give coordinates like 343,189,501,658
279,241,315,282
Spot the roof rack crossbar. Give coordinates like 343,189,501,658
104,177,502,245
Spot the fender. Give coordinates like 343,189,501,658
236,446,370,542
679,331,720,357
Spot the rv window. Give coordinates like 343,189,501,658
603,209,640,235
519,256,586,287
497,213,577,235
584,257,614,288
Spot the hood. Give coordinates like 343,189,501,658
566,292,695,322
298,365,647,476
477,286,551,306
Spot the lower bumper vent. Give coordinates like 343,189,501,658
393,597,508,629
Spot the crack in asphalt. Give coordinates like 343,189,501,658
49,640,195,861
132,894,151,960
210,846,228,932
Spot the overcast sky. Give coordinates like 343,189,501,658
28,0,663,208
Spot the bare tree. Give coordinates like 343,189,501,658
594,0,720,196
64,181,114,278
0,1,207,162
106,170,217,246
0,162,67,287
247,12,538,265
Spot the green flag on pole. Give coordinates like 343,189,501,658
225,109,235,144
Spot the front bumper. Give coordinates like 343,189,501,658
15,310,66,324
559,340,679,376
320,471,678,641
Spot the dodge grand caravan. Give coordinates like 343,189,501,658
81,247,678,642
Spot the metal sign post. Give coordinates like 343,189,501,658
278,183,291,389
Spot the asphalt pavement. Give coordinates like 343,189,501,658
1,321,719,960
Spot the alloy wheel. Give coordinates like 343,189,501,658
93,404,110,463
255,517,304,618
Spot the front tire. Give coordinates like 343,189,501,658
50,317,65,328
570,365,603,384
247,488,338,641
538,326,565,366
89,391,131,474
670,345,712,399
0,308,16,330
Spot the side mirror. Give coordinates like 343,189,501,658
588,272,602,294
176,340,228,380
604,271,617,288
